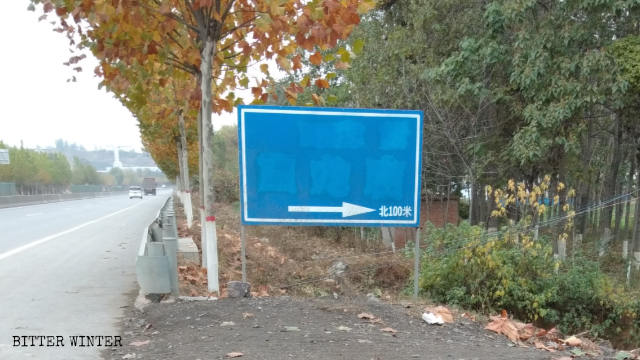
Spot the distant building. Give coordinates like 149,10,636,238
112,148,123,168
392,196,460,248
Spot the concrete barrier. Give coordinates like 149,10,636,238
0,191,127,209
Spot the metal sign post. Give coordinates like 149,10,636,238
413,226,420,299
241,225,247,283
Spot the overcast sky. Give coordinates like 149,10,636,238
0,2,236,152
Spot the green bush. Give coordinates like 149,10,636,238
419,223,640,348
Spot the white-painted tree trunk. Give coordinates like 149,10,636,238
200,207,207,267
600,227,611,257
196,106,207,267
176,175,183,202
200,38,219,294
558,236,566,260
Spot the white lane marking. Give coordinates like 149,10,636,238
0,201,146,261
25,212,44,217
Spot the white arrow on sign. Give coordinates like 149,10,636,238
288,202,375,218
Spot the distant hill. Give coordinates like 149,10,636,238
39,139,158,171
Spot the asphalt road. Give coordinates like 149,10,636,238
0,190,172,359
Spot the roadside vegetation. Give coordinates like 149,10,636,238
28,0,640,350
0,141,167,194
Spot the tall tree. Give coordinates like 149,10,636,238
34,0,373,293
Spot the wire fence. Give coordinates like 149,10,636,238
277,190,640,290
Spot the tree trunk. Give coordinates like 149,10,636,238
200,38,219,294
633,141,640,263
600,114,623,254
624,155,635,238
614,150,629,241
577,119,595,234
176,142,184,193
197,107,207,267
179,110,193,228
468,178,474,224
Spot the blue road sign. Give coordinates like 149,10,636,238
238,105,423,227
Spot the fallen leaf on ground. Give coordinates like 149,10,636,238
563,335,582,347
579,338,601,355
485,315,519,343
337,325,352,332
226,352,244,358
242,312,254,319
357,312,375,320
129,340,150,347
534,340,556,352
518,323,537,341
380,327,397,333
254,284,269,297
424,306,454,323
545,327,560,342
221,321,235,327
535,328,547,337
461,312,476,321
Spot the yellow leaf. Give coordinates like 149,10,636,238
270,2,285,16
353,38,365,54
324,53,335,62
357,0,376,14
277,56,291,72
311,93,324,105
260,63,269,75
337,47,351,63
300,75,310,88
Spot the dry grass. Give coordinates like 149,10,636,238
173,193,413,299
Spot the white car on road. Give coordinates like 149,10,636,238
129,186,143,199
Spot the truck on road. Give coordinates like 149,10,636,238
142,177,157,196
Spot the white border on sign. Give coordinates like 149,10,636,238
240,107,422,225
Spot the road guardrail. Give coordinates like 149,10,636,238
0,191,127,209
135,196,179,296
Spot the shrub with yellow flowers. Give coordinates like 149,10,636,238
419,176,640,348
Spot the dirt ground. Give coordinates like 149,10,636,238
102,295,581,360
173,197,413,300
105,195,625,360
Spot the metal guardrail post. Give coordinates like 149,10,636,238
162,197,179,296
